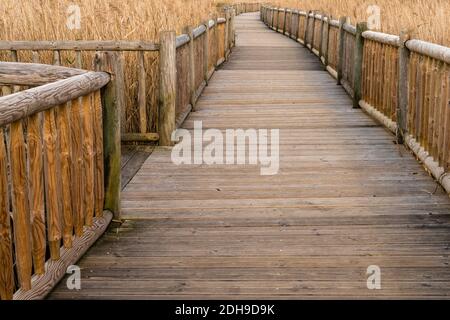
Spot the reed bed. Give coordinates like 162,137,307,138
1,0,448,132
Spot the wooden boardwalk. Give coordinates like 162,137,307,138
50,13,450,299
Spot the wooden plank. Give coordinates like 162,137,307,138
14,211,113,300
82,95,95,227
42,109,62,260
70,98,85,237
97,52,121,220
138,51,147,133
57,103,74,248
0,129,14,300
27,112,46,273
0,40,159,51
93,91,105,218
159,31,177,146
9,120,33,290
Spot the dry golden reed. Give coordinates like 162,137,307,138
1,1,448,45
0,0,448,132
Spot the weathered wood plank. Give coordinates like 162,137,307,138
0,129,14,299
9,121,33,291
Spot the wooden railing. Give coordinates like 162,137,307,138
0,56,125,299
0,6,239,145
261,5,450,194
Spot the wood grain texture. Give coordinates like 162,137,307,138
27,113,46,273
0,129,14,299
70,98,85,237
0,72,110,127
82,95,95,227
9,121,33,291
42,109,62,260
93,91,105,217
56,103,74,248
49,13,450,300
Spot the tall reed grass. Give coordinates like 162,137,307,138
1,0,448,132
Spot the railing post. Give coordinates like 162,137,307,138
337,16,348,85
224,8,230,61
319,14,325,59
397,31,410,144
282,9,287,35
310,13,316,51
203,20,210,85
97,51,122,220
289,10,296,39
323,15,331,66
184,26,196,110
230,8,236,48
353,22,368,108
304,11,311,47
159,31,177,146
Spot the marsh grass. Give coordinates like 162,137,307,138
1,0,448,132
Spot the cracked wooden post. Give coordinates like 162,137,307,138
97,51,122,220
337,16,348,85
353,22,368,108
159,31,177,146
397,31,410,144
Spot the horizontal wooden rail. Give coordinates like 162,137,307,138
0,72,110,127
0,40,159,51
406,40,450,64
261,4,450,196
363,31,399,47
0,62,87,86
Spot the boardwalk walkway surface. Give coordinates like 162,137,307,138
50,13,450,299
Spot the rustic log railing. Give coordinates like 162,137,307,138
261,5,450,194
0,6,242,145
0,58,122,300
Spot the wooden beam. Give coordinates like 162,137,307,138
0,72,109,127
397,31,410,144
158,31,177,147
353,22,368,108
337,16,348,85
0,40,159,51
138,51,147,134
97,52,121,220
121,133,160,142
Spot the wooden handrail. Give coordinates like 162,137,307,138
0,71,110,127
0,40,159,51
0,62,87,86
406,39,450,64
